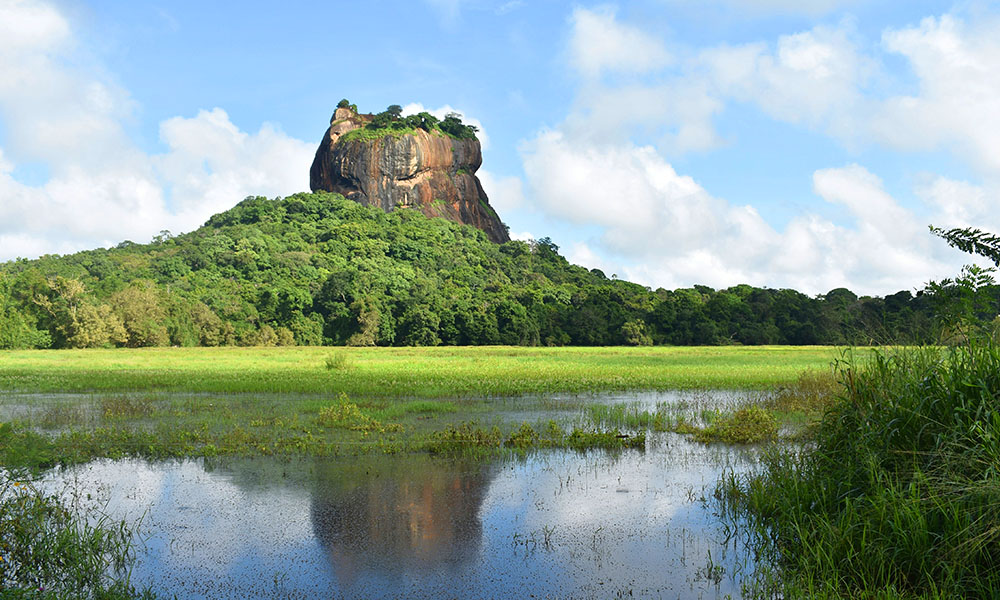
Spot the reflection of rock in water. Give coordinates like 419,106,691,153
310,454,494,588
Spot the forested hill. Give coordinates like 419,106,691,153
0,192,938,349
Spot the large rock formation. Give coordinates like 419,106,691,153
310,107,510,243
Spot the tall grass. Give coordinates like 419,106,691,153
726,344,1000,598
0,470,154,599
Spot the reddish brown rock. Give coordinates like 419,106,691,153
309,108,510,243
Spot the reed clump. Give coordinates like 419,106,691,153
692,405,777,444
0,471,154,598
317,393,402,434
727,345,1000,598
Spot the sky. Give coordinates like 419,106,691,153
2,0,999,296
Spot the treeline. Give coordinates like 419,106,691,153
0,192,985,349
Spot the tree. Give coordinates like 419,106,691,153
386,104,403,119
930,226,1000,266
111,282,170,347
927,225,1000,343
926,264,997,344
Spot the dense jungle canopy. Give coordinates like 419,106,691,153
0,192,981,349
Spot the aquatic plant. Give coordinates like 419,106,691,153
587,403,667,431
0,472,154,599
692,406,777,444
316,393,402,434
424,422,502,455
565,428,645,450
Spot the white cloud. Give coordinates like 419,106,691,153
0,0,137,170
917,175,997,232
563,8,1000,177
568,7,672,79
477,169,525,214
513,6,1000,295
155,109,313,219
521,121,964,294
422,0,463,25
0,0,69,53
871,14,1000,173
521,130,724,253
701,24,871,133
565,241,623,278
560,12,869,155
561,81,725,154
0,0,313,260
495,0,525,15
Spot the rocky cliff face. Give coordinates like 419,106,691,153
309,107,510,243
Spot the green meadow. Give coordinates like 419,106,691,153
0,344,849,396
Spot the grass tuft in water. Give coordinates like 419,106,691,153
588,403,667,431
422,421,645,456
317,393,402,434
424,422,503,455
566,428,645,450
101,395,155,419
0,471,155,599
692,406,778,444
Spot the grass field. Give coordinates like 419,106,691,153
0,345,852,397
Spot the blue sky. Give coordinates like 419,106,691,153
2,0,999,295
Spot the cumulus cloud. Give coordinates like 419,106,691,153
563,7,1000,174
871,15,1000,173
477,169,525,214
700,24,872,134
520,127,967,294
568,6,672,79
522,130,726,252
558,9,873,155
0,0,313,260
916,175,997,233
515,5,1000,295
155,109,313,219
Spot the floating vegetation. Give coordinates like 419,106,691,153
565,428,645,450
101,395,155,419
316,393,402,434
424,421,645,456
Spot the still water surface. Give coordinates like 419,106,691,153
40,394,762,599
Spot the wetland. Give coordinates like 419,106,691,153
1,346,843,598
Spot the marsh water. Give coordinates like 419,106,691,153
32,391,764,599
